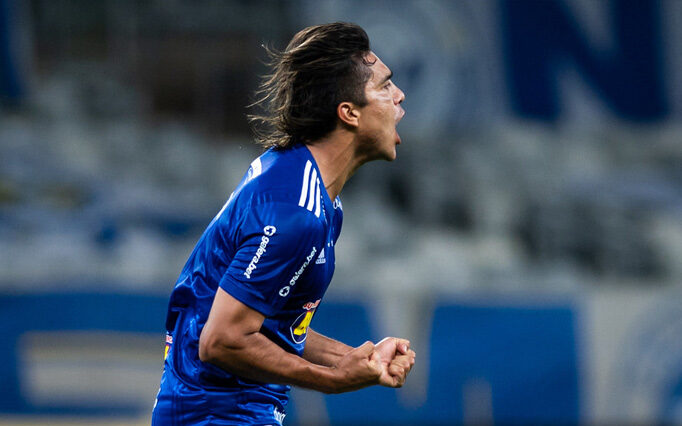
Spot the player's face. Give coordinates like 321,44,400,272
356,52,405,162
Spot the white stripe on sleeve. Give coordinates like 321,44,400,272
306,168,318,211
314,178,321,217
298,161,312,207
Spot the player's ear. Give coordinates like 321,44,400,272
337,101,360,128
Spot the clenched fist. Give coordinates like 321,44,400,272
375,337,416,388
329,341,383,393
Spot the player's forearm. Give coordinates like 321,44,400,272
302,328,353,367
200,329,340,393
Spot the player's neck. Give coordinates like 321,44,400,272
306,131,362,201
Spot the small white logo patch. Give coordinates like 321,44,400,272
263,225,276,236
316,248,326,264
274,406,286,424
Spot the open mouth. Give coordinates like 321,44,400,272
395,108,405,144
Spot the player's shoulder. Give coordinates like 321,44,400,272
241,144,326,218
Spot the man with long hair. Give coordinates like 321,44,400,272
152,22,415,425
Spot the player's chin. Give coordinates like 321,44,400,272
388,141,400,161
381,138,400,162
387,131,401,161
381,147,398,162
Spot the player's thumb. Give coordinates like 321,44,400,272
396,338,411,354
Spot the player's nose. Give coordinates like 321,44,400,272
394,85,405,105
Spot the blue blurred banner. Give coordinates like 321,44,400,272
0,293,167,415
500,0,667,122
0,293,580,424
295,300,579,425
3,291,682,424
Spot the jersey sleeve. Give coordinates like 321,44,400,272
219,201,323,317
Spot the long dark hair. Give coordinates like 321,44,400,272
249,22,374,149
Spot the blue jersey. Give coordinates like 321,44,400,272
152,144,343,425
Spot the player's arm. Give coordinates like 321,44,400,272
302,328,353,367
199,287,382,394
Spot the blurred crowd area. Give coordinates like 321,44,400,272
1,0,682,296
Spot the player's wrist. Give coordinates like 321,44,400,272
311,364,344,394
288,360,340,394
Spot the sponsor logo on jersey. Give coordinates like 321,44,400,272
274,406,286,424
302,299,321,311
333,197,342,210
243,226,276,279
290,309,316,344
164,334,173,361
316,248,326,264
247,157,262,181
278,246,317,297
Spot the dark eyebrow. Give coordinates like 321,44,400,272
378,71,393,86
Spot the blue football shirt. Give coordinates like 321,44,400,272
152,144,343,425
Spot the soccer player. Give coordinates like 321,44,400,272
152,22,415,425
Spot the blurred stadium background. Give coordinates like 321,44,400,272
1,0,682,424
